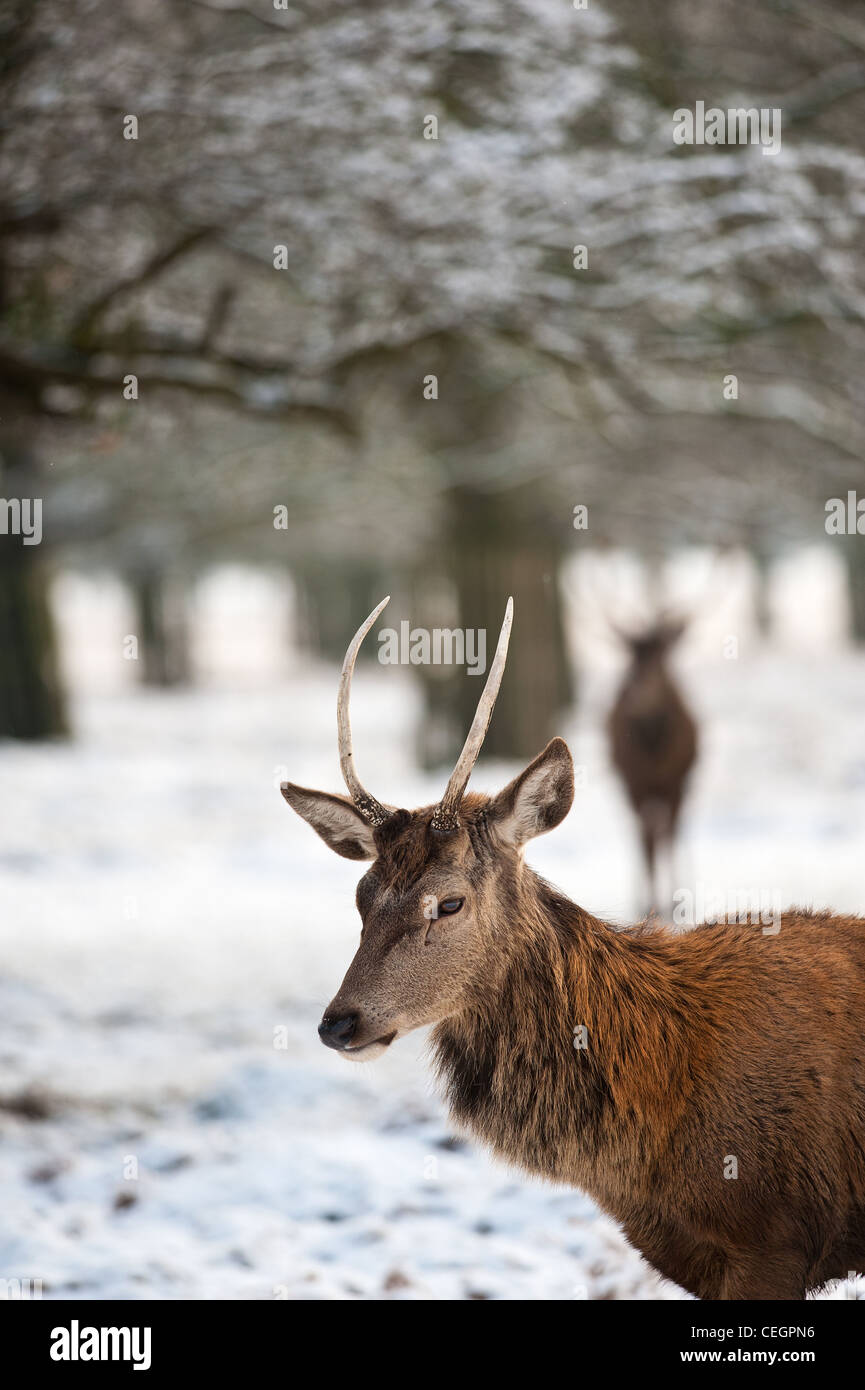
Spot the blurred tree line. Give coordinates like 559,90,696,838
1,0,864,756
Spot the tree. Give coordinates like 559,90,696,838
4,0,865,741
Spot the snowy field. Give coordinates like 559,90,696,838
1,556,865,1300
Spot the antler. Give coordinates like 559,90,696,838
431,597,514,833
337,596,392,827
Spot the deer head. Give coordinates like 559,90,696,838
614,614,688,667
281,597,574,1060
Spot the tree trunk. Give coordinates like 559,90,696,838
842,535,865,643
0,536,68,739
414,485,573,769
292,558,388,663
749,544,773,637
128,569,191,686
0,430,68,740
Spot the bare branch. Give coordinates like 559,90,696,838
0,342,357,435
69,227,216,346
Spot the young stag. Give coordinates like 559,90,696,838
608,617,697,914
281,598,865,1301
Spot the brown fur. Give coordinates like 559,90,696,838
283,739,865,1300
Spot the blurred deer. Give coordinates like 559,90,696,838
607,615,697,915
280,597,865,1299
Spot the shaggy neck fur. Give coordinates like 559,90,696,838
431,866,712,1205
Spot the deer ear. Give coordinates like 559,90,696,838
662,617,688,646
487,738,574,847
280,783,378,860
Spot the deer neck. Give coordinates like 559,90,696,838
431,871,697,1199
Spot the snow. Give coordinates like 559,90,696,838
1,562,864,1300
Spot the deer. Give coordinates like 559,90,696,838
280,597,865,1300
607,615,698,916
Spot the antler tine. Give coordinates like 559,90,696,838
431,598,514,833
337,596,392,827
576,555,637,646
655,548,728,636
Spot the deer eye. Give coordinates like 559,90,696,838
438,897,465,916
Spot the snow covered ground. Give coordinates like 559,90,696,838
1,557,865,1300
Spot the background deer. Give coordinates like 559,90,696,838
281,597,865,1300
607,616,698,915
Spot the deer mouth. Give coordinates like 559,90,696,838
341,1030,397,1060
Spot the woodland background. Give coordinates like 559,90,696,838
2,0,865,754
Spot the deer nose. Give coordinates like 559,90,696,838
318,1012,358,1050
